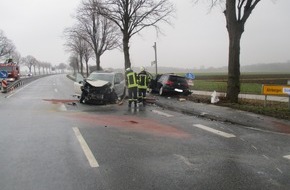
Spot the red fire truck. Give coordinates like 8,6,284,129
0,58,20,82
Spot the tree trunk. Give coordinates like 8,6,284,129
76,60,80,73
85,60,89,76
225,0,244,103
123,33,131,69
96,55,101,71
79,55,84,76
226,28,243,103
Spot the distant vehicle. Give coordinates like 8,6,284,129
149,73,191,96
27,73,33,77
74,71,126,104
0,58,20,82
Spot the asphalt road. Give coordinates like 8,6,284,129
0,74,290,190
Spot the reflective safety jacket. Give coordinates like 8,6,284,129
138,71,150,89
126,71,138,88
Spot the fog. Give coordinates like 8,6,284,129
0,0,289,69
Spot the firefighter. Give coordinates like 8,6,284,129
137,66,151,106
125,67,138,107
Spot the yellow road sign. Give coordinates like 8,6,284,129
262,85,290,95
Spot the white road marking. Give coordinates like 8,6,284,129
262,155,269,160
5,80,37,98
59,104,67,111
283,155,290,160
73,127,99,168
174,154,193,166
239,137,246,142
251,145,258,150
276,168,283,174
245,127,290,135
193,124,236,138
152,110,173,117
54,88,58,93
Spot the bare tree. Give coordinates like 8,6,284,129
32,59,39,75
76,0,120,71
40,62,48,74
196,0,261,103
224,0,261,103
57,63,67,73
22,55,37,74
0,30,16,59
44,62,52,74
10,51,22,64
69,55,79,75
95,0,174,69
83,45,93,76
64,27,87,76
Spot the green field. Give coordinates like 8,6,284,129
188,73,290,95
191,81,262,94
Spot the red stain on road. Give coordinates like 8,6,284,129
43,99,78,104
271,120,290,134
73,114,190,138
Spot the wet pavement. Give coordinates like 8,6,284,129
150,93,290,134
67,74,290,134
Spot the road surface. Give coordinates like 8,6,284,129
0,74,290,190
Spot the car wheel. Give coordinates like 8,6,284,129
159,86,164,96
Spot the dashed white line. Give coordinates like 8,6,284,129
239,137,246,142
73,127,99,168
251,145,258,150
174,154,193,167
262,155,269,160
152,110,173,117
193,124,236,138
283,155,290,160
59,104,67,111
276,168,283,174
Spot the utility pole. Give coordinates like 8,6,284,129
153,42,158,76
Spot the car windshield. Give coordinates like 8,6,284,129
87,73,114,83
0,66,13,72
75,73,84,82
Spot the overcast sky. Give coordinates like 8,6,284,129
0,0,289,70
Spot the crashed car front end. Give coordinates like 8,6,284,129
80,80,117,104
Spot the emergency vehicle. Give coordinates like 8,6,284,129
0,58,20,82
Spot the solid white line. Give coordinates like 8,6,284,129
283,155,290,160
193,124,236,138
6,80,38,98
152,110,173,117
73,127,99,168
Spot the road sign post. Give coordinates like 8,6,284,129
262,84,290,110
